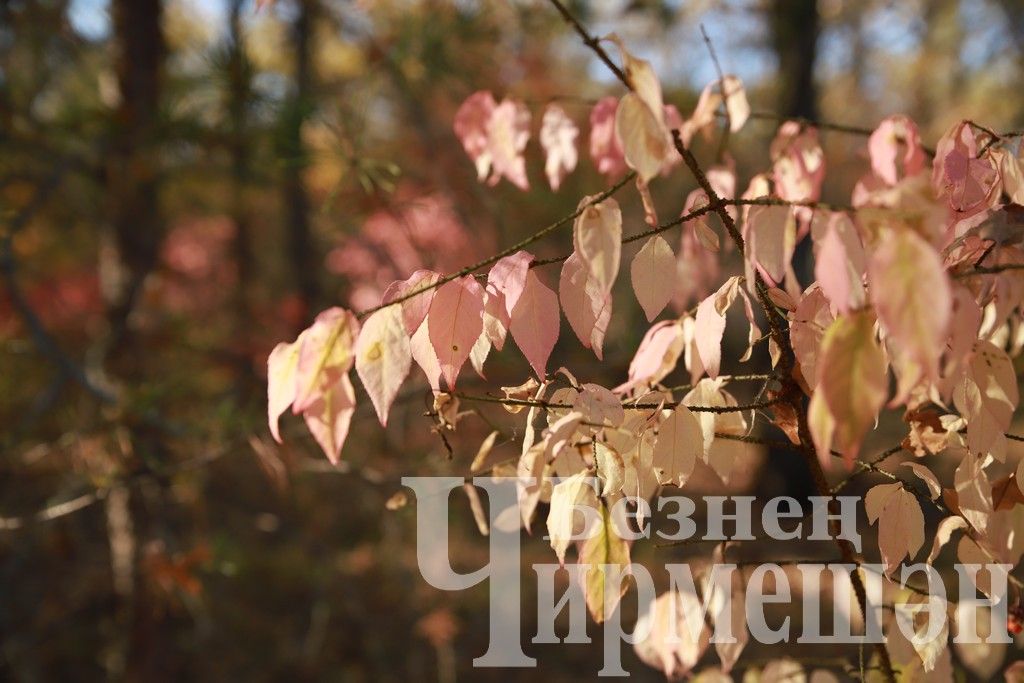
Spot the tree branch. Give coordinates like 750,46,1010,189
451,391,783,414
355,171,635,319
546,0,630,87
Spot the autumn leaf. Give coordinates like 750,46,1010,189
560,251,611,358
301,372,357,464
868,227,951,400
578,502,631,623
267,337,301,443
631,235,675,322
486,98,531,190
293,307,360,414
539,104,579,191
589,97,626,179
573,197,622,299
510,270,560,379
865,482,924,573
810,311,888,466
427,276,485,390
693,276,740,380
355,306,412,426
617,320,685,393
745,204,795,284
634,589,711,678
381,269,440,335
546,472,599,565
651,404,703,487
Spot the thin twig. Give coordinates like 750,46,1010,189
955,263,1024,278
451,391,783,414
545,0,630,87
356,172,635,319
699,24,730,161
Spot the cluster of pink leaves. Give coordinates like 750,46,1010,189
267,33,1024,680
453,41,749,195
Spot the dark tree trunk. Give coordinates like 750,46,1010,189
768,0,820,120
227,0,256,391
104,0,165,362
103,2,169,680
281,0,320,327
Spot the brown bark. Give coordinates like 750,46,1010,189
281,0,320,326
103,2,168,680
768,0,820,120
227,0,256,391
103,0,166,364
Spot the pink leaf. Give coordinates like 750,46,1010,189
589,292,612,360
540,104,579,191
865,483,924,574
681,189,718,251
868,228,951,400
634,590,711,678
573,383,625,429
589,96,626,179
673,221,720,311
932,121,1000,218
454,91,496,181
617,321,685,393
900,462,942,500
488,250,535,317
482,288,510,350
484,251,535,352
814,223,864,313
693,277,740,379
604,39,669,183
409,320,442,391
615,92,670,183
427,276,484,389
573,196,622,297
559,252,613,359
771,122,825,202
559,251,598,349
810,312,888,467
631,235,676,321
953,341,1019,461
486,98,531,190
790,286,834,388
510,270,560,379
744,205,794,284
293,307,360,414
950,454,991,532
736,287,762,363
868,115,926,185
302,372,357,465
652,405,703,487
267,339,301,443
469,331,490,378
721,75,750,132
355,306,412,426
681,80,721,145
382,269,440,335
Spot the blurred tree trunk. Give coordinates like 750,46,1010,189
993,0,1024,122
227,0,256,390
764,0,820,507
103,0,168,680
280,0,320,326
911,0,963,132
768,0,819,119
104,0,165,360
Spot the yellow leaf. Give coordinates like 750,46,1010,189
579,503,631,623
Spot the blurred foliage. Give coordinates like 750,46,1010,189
0,0,1021,680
